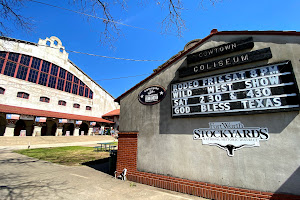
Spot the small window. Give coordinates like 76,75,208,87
73,103,80,108
57,78,65,91
27,69,39,83
46,41,51,46
0,87,5,94
0,57,4,72
31,57,41,70
50,64,59,76
59,68,66,78
86,106,92,111
41,61,50,73
4,61,17,77
48,76,57,88
20,55,31,66
0,51,7,58
17,92,29,99
16,65,28,80
58,100,66,106
65,81,72,93
66,72,73,81
8,53,19,62
72,84,78,94
60,48,64,53
89,90,93,99
38,72,48,86
54,40,58,46
73,76,79,84
40,96,50,103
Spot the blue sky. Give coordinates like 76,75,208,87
3,0,300,98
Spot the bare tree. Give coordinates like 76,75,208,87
0,0,32,36
73,0,220,46
156,0,186,37
73,0,186,47
72,0,127,48
0,0,220,47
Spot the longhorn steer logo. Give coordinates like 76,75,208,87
193,122,269,156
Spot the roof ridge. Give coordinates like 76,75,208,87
115,29,300,103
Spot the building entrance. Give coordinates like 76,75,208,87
14,120,26,136
79,123,89,135
63,123,74,136
0,116,6,136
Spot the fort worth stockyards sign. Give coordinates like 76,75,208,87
193,121,269,156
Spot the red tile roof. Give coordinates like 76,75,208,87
115,29,300,103
102,109,120,117
0,104,114,123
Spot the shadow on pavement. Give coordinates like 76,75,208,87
0,173,74,200
83,151,117,176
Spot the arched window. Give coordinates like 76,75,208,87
58,100,66,106
1,52,94,99
73,103,80,108
0,87,5,94
17,92,29,99
40,96,50,103
86,106,92,111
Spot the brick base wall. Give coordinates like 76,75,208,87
116,132,300,200
116,132,138,173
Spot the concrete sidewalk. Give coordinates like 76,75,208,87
0,150,205,200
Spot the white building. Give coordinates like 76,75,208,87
0,36,119,136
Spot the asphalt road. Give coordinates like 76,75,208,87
0,150,205,200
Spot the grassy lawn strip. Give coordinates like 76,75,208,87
110,141,118,146
14,146,110,166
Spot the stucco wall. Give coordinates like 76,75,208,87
0,37,119,117
119,35,300,195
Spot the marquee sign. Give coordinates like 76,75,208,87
187,37,254,64
172,61,300,117
193,121,269,156
180,48,272,77
138,85,166,105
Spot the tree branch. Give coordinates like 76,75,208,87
0,0,32,36
158,0,186,37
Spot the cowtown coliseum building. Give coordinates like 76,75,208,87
115,30,300,199
0,36,119,136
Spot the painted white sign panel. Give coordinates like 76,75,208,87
193,121,269,156
20,115,34,120
172,61,300,117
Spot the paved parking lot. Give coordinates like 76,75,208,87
0,138,205,200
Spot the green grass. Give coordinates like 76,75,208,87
14,146,111,166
